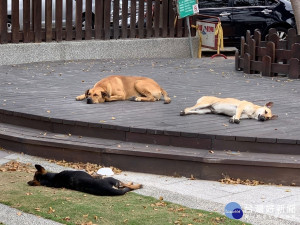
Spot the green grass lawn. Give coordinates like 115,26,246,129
0,162,249,225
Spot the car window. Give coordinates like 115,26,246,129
232,0,266,7
198,0,229,8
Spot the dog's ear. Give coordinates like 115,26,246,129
35,164,47,174
101,91,110,98
85,89,90,97
265,102,274,108
270,115,278,120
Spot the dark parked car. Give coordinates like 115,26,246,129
195,0,296,47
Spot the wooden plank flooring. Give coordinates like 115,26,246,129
0,57,299,144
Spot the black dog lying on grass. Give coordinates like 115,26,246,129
28,164,142,196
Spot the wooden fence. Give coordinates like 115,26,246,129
0,0,188,44
235,28,300,79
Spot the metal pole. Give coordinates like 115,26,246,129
186,17,194,58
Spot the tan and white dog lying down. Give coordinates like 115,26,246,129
180,96,278,124
76,75,171,104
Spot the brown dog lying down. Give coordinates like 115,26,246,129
76,75,171,104
28,165,142,196
180,96,278,124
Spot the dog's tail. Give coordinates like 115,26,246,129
161,88,171,104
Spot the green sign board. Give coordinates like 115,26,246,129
177,0,198,19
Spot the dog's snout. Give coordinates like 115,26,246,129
87,98,93,104
258,114,266,121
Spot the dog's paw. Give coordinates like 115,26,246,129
180,111,186,116
164,98,171,104
234,119,240,124
229,117,240,124
129,96,138,101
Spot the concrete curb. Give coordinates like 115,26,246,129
0,38,200,66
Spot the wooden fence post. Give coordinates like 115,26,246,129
266,42,275,63
146,0,153,38
262,55,272,76
240,36,245,57
162,0,168,38
55,0,63,42
103,0,111,40
244,53,251,74
75,0,83,40
23,0,31,43
130,0,137,38
268,33,279,50
95,0,104,40
292,43,300,59
12,0,20,43
235,50,240,71
154,0,160,37
0,0,8,44
65,0,73,41
33,0,42,43
287,28,297,50
254,30,261,47
85,0,93,40
288,58,300,79
245,30,251,44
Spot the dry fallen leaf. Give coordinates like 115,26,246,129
46,159,122,175
189,174,196,180
63,216,71,221
219,174,264,186
48,207,55,214
0,161,35,173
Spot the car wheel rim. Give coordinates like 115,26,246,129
277,31,287,40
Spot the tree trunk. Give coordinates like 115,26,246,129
291,0,300,34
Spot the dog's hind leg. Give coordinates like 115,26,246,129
180,103,212,116
103,177,142,190
120,182,142,190
103,177,122,187
131,81,157,102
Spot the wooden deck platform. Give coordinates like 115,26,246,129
0,57,299,185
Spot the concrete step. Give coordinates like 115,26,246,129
1,109,299,155
0,122,299,186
